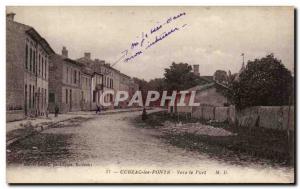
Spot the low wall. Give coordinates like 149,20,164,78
237,106,294,130
190,105,294,130
191,105,235,123
6,110,25,122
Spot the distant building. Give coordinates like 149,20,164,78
193,64,200,76
171,82,230,114
118,73,139,108
77,53,127,109
49,47,84,113
6,13,54,121
80,67,93,111
91,72,104,110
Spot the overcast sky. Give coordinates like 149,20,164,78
7,6,294,80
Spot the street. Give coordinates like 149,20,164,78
7,110,294,183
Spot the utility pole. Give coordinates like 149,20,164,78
241,53,245,69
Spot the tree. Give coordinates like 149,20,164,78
148,78,166,92
229,54,293,109
132,77,149,105
214,70,228,84
163,62,202,113
164,62,200,91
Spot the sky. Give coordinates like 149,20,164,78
6,6,294,81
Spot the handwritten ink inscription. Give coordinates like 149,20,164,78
112,12,187,65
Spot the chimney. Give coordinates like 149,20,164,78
62,46,68,57
193,64,200,76
6,12,16,21
84,52,91,60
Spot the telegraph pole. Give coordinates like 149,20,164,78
241,53,245,68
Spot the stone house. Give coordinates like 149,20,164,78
172,82,230,114
48,47,84,113
77,53,120,109
80,67,93,111
6,13,54,121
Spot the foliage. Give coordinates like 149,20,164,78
148,78,166,92
164,62,201,91
214,70,228,84
229,54,293,109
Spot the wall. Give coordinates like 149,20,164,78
6,20,26,116
191,105,294,131
48,54,63,113
195,87,228,107
191,105,235,123
81,74,92,111
237,106,294,130
7,110,25,122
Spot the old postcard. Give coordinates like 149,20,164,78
6,6,295,183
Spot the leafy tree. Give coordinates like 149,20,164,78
132,77,149,105
164,62,201,91
229,54,293,109
163,62,203,113
148,78,166,92
214,70,228,84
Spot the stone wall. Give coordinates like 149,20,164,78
191,105,294,131
7,110,25,122
6,20,26,114
237,106,294,130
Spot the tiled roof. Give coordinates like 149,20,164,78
8,20,55,54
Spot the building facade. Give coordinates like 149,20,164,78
6,13,54,121
77,53,117,109
80,68,93,111
49,47,84,113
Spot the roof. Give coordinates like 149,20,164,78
119,72,131,79
64,57,85,67
93,72,103,76
8,20,55,54
77,57,121,76
26,28,55,54
52,54,84,68
201,76,214,82
187,82,229,92
81,67,93,76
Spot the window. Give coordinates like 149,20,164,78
49,93,55,103
33,50,35,74
33,86,35,107
29,48,32,72
41,88,44,108
93,90,96,102
74,70,77,84
38,54,41,75
41,57,44,78
45,89,47,105
69,89,72,104
25,84,27,113
79,72,81,84
25,44,28,69
66,67,69,83
45,59,47,79
66,89,68,104
29,85,31,108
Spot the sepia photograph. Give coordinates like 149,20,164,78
5,6,295,183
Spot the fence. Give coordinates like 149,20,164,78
190,105,294,130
